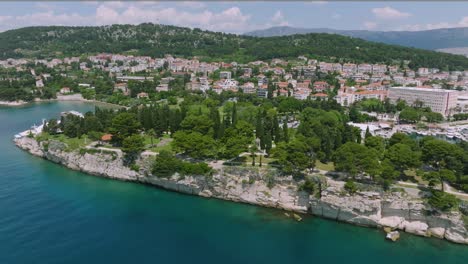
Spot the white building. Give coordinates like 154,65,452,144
219,71,232,79
387,87,458,116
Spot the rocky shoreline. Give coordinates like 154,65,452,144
14,136,468,245
0,100,27,106
1,94,124,108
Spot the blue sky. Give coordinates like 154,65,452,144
0,1,467,33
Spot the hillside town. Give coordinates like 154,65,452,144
2,53,468,141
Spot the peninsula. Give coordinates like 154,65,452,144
14,105,468,245
4,23,468,246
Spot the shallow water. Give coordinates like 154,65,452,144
0,102,467,264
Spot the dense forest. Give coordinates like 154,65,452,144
2,23,468,70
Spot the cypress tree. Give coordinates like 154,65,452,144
231,103,237,126
365,126,372,139
219,118,225,139
265,132,272,155
255,114,264,139
267,83,273,99
273,116,280,143
210,107,221,139
283,120,289,142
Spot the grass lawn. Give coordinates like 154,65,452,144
39,133,90,151
403,169,429,185
149,143,173,153
146,134,173,153
315,161,335,171
142,134,161,148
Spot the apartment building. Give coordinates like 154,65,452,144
387,87,458,116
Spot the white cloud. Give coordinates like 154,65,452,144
363,21,378,30
178,1,206,9
0,3,312,34
372,6,411,20
102,1,126,9
95,5,120,25
94,4,252,33
271,11,289,26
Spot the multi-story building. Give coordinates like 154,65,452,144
372,64,387,75
358,64,372,74
240,82,256,94
387,87,458,116
342,63,357,74
220,71,232,79
336,87,387,107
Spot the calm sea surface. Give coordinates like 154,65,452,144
0,102,467,264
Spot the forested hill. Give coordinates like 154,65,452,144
2,23,468,70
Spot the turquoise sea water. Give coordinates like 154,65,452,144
0,102,467,264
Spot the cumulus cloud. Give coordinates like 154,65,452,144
372,6,411,20
271,11,289,26
94,4,252,33
0,3,258,33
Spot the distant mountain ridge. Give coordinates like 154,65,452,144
245,26,468,51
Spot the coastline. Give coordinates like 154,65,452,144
13,136,468,245
0,94,124,109
0,100,27,106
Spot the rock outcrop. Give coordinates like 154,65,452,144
14,136,468,245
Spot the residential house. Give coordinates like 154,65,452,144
114,83,129,95
59,87,71,94
313,81,330,92
137,92,149,99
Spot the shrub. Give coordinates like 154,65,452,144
151,150,212,178
299,179,315,194
428,190,459,212
42,142,49,152
344,180,358,194
152,150,181,178
180,162,212,176
130,164,140,172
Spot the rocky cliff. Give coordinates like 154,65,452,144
14,136,468,245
